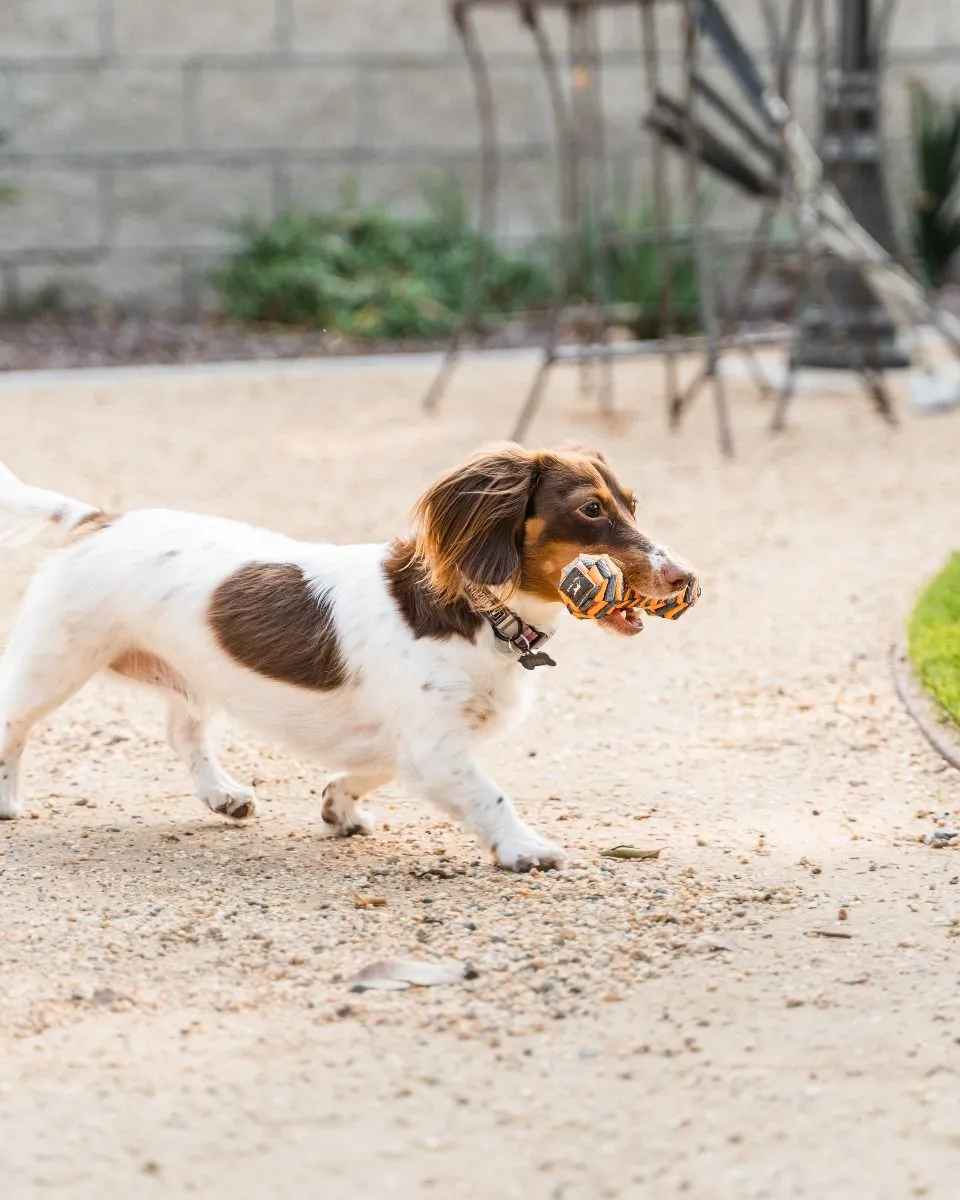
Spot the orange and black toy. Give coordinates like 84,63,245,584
558,553,700,623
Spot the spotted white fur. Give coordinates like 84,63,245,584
0,464,575,869
0,458,686,871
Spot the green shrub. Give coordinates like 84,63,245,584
210,177,703,341
909,81,960,288
570,199,702,337
908,551,960,726
210,182,553,339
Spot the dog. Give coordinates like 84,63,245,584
0,444,693,871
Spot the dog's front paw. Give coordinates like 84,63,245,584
320,807,374,838
494,833,567,873
204,786,258,821
0,796,24,820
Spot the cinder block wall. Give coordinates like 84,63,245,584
0,1,953,315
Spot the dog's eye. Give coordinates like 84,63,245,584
581,501,602,519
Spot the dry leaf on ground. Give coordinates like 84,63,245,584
349,958,478,992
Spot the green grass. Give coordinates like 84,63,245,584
908,551,960,726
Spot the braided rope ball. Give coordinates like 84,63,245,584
558,553,701,623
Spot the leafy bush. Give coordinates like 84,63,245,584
211,179,703,341
909,81,960,288
210,183,553,339
570,199,701,338
908,551,960,726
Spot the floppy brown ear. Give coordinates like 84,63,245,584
413,444,539,602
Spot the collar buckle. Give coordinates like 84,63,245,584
514,627,538,655
470,589,556,670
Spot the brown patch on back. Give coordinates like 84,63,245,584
109,648,192,697
67,510,114,543
384,539,482,643
208,563,346,690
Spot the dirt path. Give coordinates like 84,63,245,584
1,353,959,1199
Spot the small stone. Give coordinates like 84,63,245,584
695,934,734,953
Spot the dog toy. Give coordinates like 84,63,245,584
558,553,701,622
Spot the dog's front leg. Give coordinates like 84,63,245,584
399,735,566,872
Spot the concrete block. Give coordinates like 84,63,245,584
0,167,101,253
290,0,450,55
283,156,478,219
183,250,226,316
462,5,683,59
16,253,185,313
886,53,960,140
0,0,100,58
112,162,275,249
602,58,684,147
114,0,278,55
460,7,566,56
497,154,558,240
284,159,369,213
0,70,15,129
369,63,547,150
888,1,945,55
197,65,359,150
286,152,560,245
13,67,185,153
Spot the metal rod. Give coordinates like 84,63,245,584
680,0,734,455
509,0,576,442
422,4,501,413
692,70,782,166
640,0,680,419
583,4,615,413
777,0,806,102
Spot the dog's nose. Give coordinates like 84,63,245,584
662,560,691,587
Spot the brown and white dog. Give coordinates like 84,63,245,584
0,444,693,871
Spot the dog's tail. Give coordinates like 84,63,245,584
0,460,101,549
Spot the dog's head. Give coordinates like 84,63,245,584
412,442,695,636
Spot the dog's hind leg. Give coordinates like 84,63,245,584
320,770,392,837
0,584,111,819
107,650,257,821
165,694,257,820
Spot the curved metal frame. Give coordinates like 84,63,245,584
508,0,582,442
422,3,500,414
422,0,907,449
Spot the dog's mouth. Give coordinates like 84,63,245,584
597,606,644,637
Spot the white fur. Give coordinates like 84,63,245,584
0,463,566,870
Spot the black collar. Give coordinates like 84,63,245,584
468,588,556,670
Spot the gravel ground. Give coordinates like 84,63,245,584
1,351,959,1199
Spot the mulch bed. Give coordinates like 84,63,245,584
0,316,543,372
